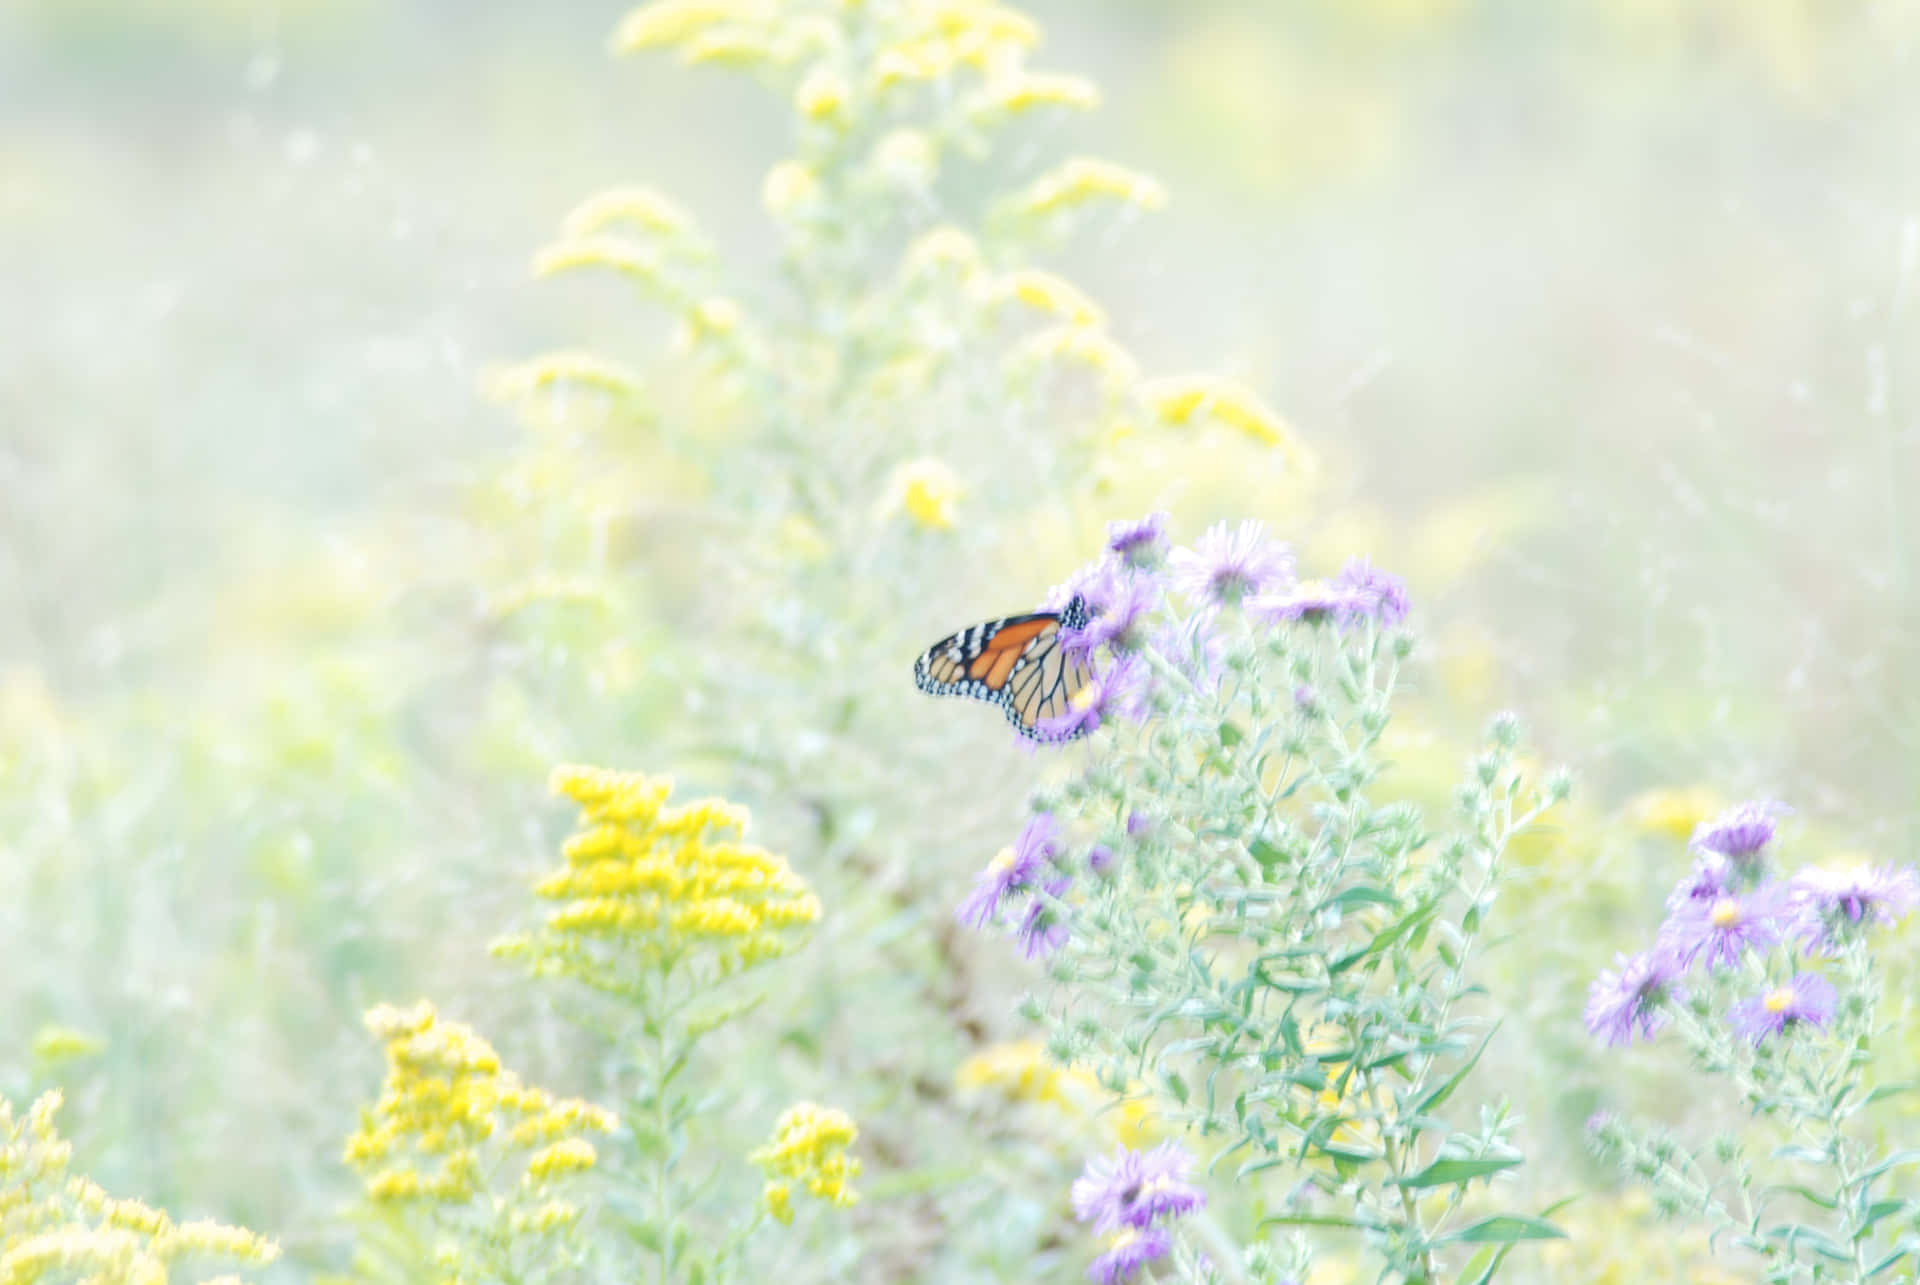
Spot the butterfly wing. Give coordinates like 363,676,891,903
913,604,1093,742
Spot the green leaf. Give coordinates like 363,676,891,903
1859,1149,1920,1182
1863,1081,1919,1107
1859,1200,1909,1237
1219,722,1244,747
1324,885,1400,913
1163,1071,1190,1105
1432,1214,1568,1246
1411,1021,1503,1117
1258,1212,1380,1232
1390,1156,1523,1189
1249,837,1288,870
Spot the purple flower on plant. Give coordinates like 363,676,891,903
1790,864,1920,951
1087,844,1115,875
1126,811,1153,839
1249,584,1348,626
1071,1141,1207,1236
1329,557,1411,629
1691,800,1789,862
1039,654,1150,741
1728,972,1836,1044
1584,948,1682,1047
1155,611,1225,687
1665,853,1734,911
1017,879,1071,959
1168,519,1294,611
956,814,1058,928
1660,885,1786,972
1106,511,1169,568
1065,572,1161,660
1086,1227,1172,1285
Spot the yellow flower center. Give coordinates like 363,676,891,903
1710,898,1742,928
987,846,1018,876
1763,987,1795,1014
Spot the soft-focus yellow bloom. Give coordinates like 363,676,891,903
998,270,1104,325
495,767,820,987
1010,325,1139,387
532,237,668,288
880,458,963,530
955,1042,1160,1145
485,353,646,404
1140,374,1307,462
681,27,778,66
1011,157,1167,218
762,161,821,217
560,186,699,242
613,1,751,54
344,1002,615,1212
0,1091,278,1283
902,226,983,280
795,65,849,120
30,1024,104,1065
1625,786,1721,841
749,1103,860,1210
977,71,1100,115
763,1182,793,1225
871,128,938,188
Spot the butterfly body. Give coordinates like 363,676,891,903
913,596,1094,742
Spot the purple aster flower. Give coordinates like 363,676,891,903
1065,572,1161,660
1071,1141,1207,1236
1040,654,1151,740
1329,557,1410,628
1087,844,1115,875
1665,852,1734,911
1106,512,1169,568
1126,811,1153,839
1086,1227,1171,1285
1168,519,1294,612
955,814,1058,928
1584,948,1682,1047
1660,884,1786,972
1248,583,1347,626
1728,972,1837,1044
1017,878,1071,959
1691,800,1789,861
1790,864,1920,951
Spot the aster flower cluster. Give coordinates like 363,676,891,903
1585,795,1920,1283
962,513,1568,1284
1070,1142,1207,1284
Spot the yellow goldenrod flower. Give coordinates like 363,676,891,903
0,1091,278,1282
681,27,778,66
795,65,849,120
1625,786,1722,841
1139,373,1307,463
532,237,669,290
926,0,1040,51
485,353,646,404
763,1181,794,1225
762,161,821,217
613,0,751,54
880,458,963,530
495,767,820,988
560,186,699,242
976,71,1100,116
1010,157,1167,218
955,1042,1160,1146
344,1002,616,1217
871,128,938,188
749,1103,861,1211
901,225,983,280
29,1025,104,1066
997,270,1104,326
1009,324,1139,387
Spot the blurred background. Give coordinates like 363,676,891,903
4,0,1919,1279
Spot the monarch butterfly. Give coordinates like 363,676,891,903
913,595,1095,742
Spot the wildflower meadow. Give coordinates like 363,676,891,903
7,1,1920,1283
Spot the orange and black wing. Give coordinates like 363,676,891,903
913,596,1094,742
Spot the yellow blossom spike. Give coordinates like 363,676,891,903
975,71,1100,116
560,187,700,242
485,352,646,404
997,270,1105,326
878,458,963,530
531,237,670,289
1139,373,1308,461
1009,324,1140,387
1009,157,1167,219
749,1103,861,1211
613,1,752,54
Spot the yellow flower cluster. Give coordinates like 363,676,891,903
955,1042,1158,1146
748,1103,861,1223
342,1001,616,1218
493,765,821,988
0,1091,279,1285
